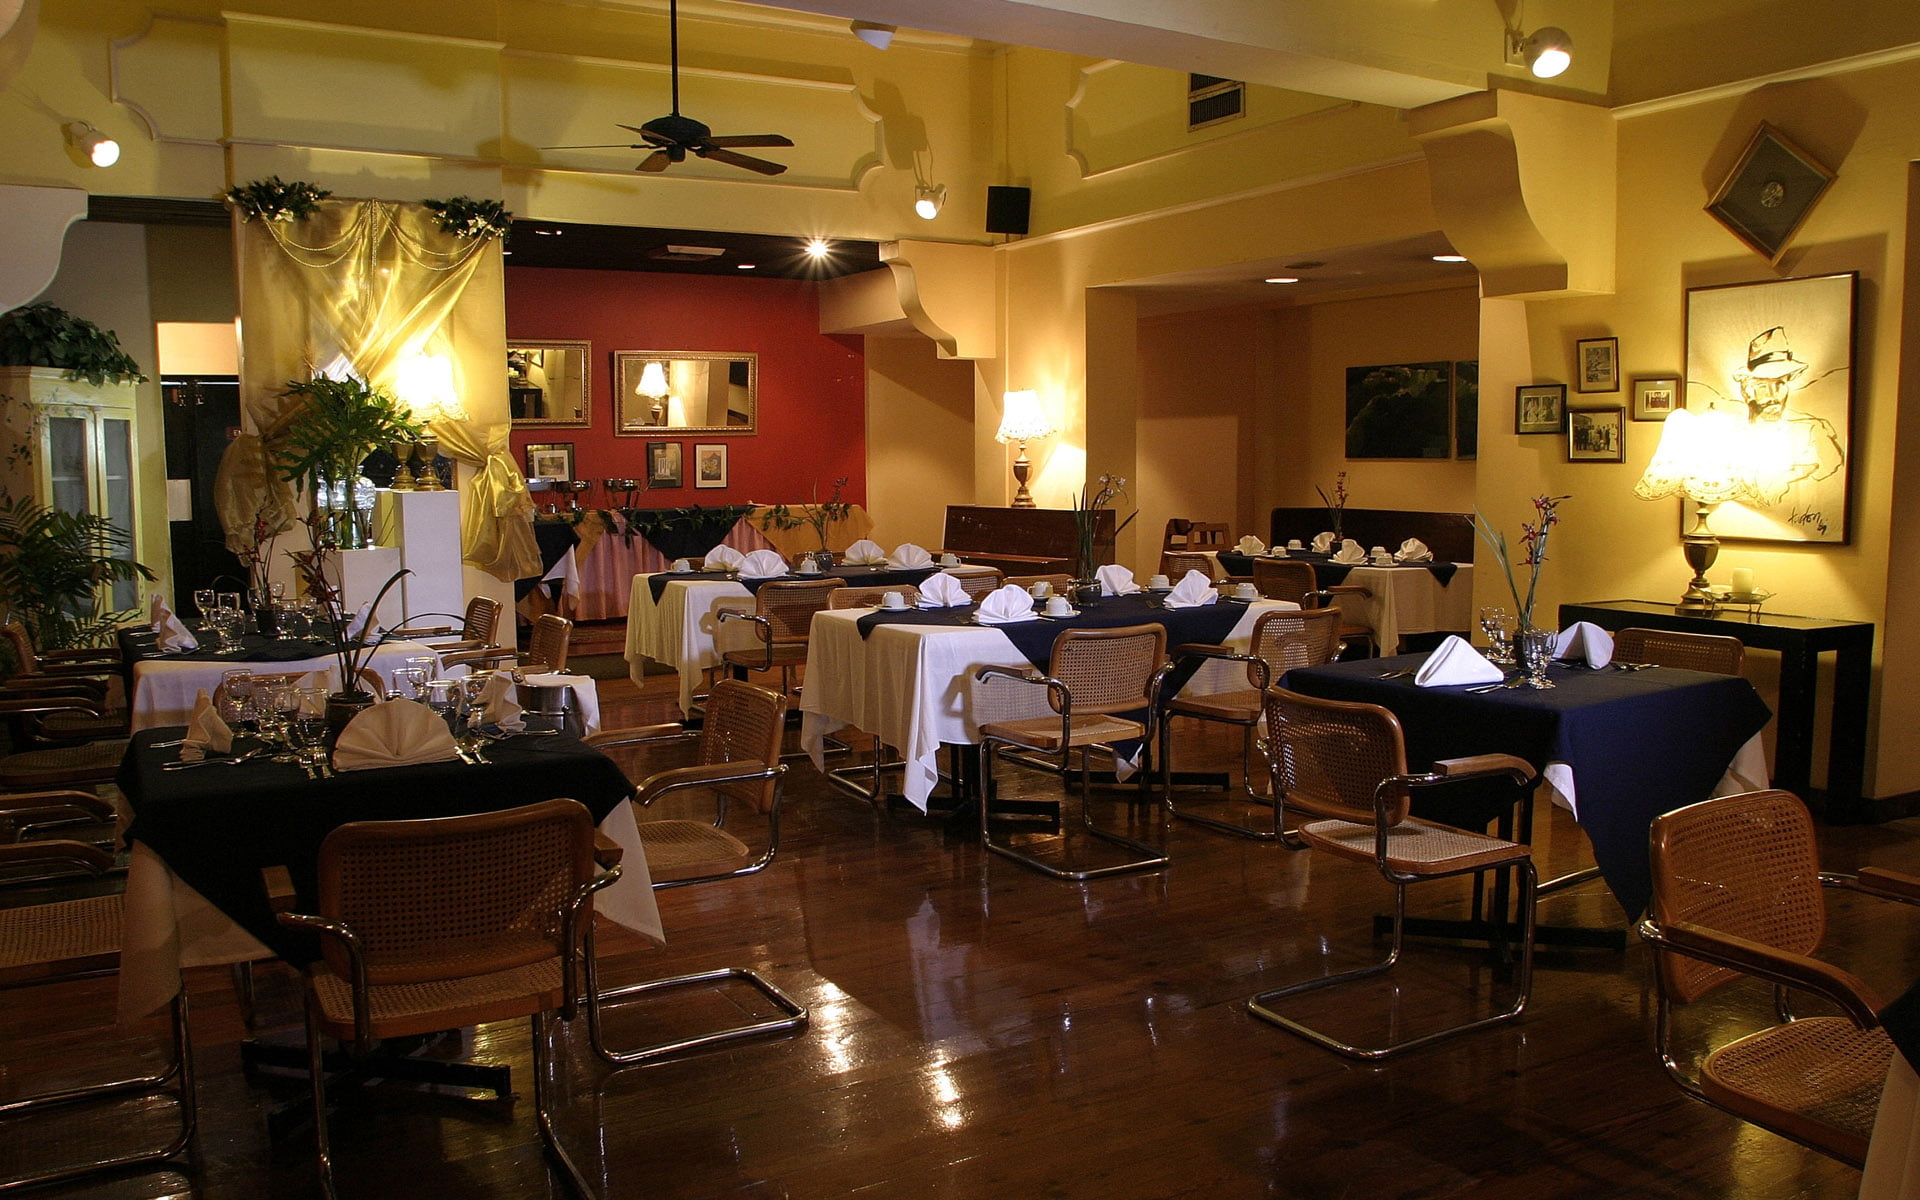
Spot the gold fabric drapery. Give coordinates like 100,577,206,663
434,417,539,581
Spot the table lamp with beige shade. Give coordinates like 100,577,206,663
995,389,1055,509
1632,406,1776,613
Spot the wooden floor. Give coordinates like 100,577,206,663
7,663,1917,1199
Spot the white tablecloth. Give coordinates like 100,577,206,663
1863,1053,1920,1199
116,799,660,1023
799,600,1297,810
1336,563,1476,654
129,639,441,732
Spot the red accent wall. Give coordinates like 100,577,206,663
506,267,865,506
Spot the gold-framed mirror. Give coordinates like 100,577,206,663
507,340,591,427
613,350,757,436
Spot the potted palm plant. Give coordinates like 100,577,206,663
270,374,422,548
0,494,153,657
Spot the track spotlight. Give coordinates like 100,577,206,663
64,121,119,167
1507,25,1572,79
851,20,895,50
913,183,946,220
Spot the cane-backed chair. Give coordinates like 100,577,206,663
1248,688,1538,1059
443,613,573,675
268,798,616,1198
1637,789,1917,1166
828,584,921,610
974,624,1170,880
0,694,128,791
1159,551,1216,581
1250,559,1376,656
1614,628,1746,675
1154,607,1343,839
950,569,1007,602
0,622,127,744
0,838,196,1190
717,578,845,698
581,679,806,1064
1006,574,1074,596
389,596,503,654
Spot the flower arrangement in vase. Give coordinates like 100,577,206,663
758,477,851,567
1472,495,1569,688
1072,474,1136,591
1316,471,1349,538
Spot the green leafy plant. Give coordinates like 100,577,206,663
0,302,147,386
271,375,423,501
758,478,851,551
288,508,410,698
0,493,153,653
1072,473,1136,581
423,196,512,241
225,176,331,223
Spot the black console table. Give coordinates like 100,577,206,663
1558,600,1876,823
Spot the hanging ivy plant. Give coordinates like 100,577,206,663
225,176,332,223
423,196,512,242
0,302,147,385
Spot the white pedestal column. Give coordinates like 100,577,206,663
371,489,465,626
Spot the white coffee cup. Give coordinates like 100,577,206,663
670,558,691,573
1029,581,1051,599
1149,574,1171,589
940,552,961,566
1235,582,1258,599
1287,539,1304,550
797,558,820,574
1045,595,1071,616
881,590,906,610
1371,546,1388,559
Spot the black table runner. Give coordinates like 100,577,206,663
1216,551,1459,587
120,628,340,665
855,593,1246,673
649,563,938,604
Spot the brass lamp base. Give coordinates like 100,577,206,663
1674,501,1720,613
1010,442,1035,508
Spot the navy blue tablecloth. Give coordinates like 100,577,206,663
1217,551,1458,587
856,592,1246,674
649,563,937,604
1282,653,1773,919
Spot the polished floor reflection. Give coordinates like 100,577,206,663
5,666,1911,1199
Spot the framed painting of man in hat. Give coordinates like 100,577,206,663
1683,272,1856,544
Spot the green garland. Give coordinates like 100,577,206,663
423,196,512,241
224,176,332,223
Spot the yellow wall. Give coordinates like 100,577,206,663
863,336,978,551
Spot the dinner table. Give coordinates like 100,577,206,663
1282,652,1773,921
1214,551,1475,653
113,726,662,1025
120,628,440,732
800,592,1299,811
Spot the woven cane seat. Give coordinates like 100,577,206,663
1699,1018,1889,1162
0,739,128,789
0,894,121,984
638,821,753,873
1614,627,1746,675
1167,687,1261,722
722,642,810,668
34,711,127,741
979,713,1143,752
1299,817,1530,875
310,957,568,1040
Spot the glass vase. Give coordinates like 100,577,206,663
1514,624,1556,689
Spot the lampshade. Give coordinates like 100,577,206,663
1632,407,1762,505
995,390,1055,444
393,353,466,427
636,360,671,399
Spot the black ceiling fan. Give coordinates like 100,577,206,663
545,0,793,175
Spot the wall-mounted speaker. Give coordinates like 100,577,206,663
985,186,1030,236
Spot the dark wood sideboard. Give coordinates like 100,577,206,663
1268,507,1475,563
942,505,1113,575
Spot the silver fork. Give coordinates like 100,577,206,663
163,747,272,771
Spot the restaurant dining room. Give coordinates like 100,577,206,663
5,0,1920,1196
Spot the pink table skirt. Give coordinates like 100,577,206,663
571,515,777,621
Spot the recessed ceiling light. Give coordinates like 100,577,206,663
1432,253,1469,264
1264,276,1300,285
804,238,831,259
533,227,560,236
737,263,756,270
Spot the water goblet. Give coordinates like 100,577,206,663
405,655,440,683
423,679,462,734
286,688,330,770
1478,606,1514,665
389,666,430,701
256,681,293,753
192,588,216,620
218,669,257,732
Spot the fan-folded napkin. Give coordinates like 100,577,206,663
345,602,382,643
975,584,1040,625
1554,621,1614,668
1394,538,1433,563
843,539,887,565
1096,564,1142,596
178,689,233,760
152,592,198,652
916,572,972,608
332,699,462,771
738,549,788,580
1311,531,1337,553
1236,535,1266,555
1414,636,1505,687
520,672,601,735
889,543,934,569
1162,569,1219,609
476,672,524,731
703,545,745,571
1330,539,1367,565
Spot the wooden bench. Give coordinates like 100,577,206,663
942,505,1113,576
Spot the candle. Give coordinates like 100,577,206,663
1731,567,1755,596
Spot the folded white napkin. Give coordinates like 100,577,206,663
1236,535,1266,555
1311,531,1337,553
890,542,935,569
738,549,788,580
1330,539,1366,565
1096,564,1142,597
703,544,746,570
476,672,524,732
154,607,198,652
975,583,1040,625
345,602,382,643
1163,569,1219,609
178,689,233,760
1553,621,1614,668
1414,636,1505,687
1394,538,1433,563
917,572,972,608
843,539,887,565
332,699,461,772
520,672,602,736
149,592,171,625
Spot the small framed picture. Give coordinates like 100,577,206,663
1631,376,1681,422
524,442,574,481
1575,337,1620,393
694,443,728,489
1514,384,1567,435
646,441,683,489
1567,407,1626,462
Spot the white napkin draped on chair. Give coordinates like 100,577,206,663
1330,538,1366,565
1096,564,1142,596
889,543,935,569
916,572,972,608
1394,538,1434,562
1554,621,1615,668
843,539,887,565
178,689,233,760
1236,535,1266,555
1414,635,1505,687
975,584,1040,625
1162,569,1219,609
703,544,746,571
738,549,788,580
1311,531,1337,553
332,699,461,771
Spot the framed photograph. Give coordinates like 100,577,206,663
1631,376,1681,421
1685,271,1856,544
1575,337,1619,393
1513,384,1567,435
1567,407,1625,462
524,442,574,482
693,443,728,489
1342,362,1452,459
646,441,683,489
1706,123,1836,264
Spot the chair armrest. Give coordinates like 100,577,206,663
388,624,454,638
585,723,689,748
592,830,624,869
0,695,108,717
635,760,780,808
1845,867,1920,905
440,647,513,670
1320,584,1372,598
262,865,299,914
1640,917,1886,1023
1162,644,1269,695
974,664,1045,686
0,789,116,822
38,646,120,663
1430,753,1538,786
0,838,114,875
0,678,109,701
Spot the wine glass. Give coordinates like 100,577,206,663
218,669,257,732
1478,606,1515,665
405,655,440,683
389,666,429,701
286,688,329,770
256,681,294,754
192,588,216,621
423,679,462,734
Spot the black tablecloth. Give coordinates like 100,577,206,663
1283,654,1772,919
118,728,632,965
120,628,339,665
518,520,582,601
1216,551,1459,587
649,563,938,604
856,592,1247,674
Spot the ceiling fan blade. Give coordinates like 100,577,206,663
543,143,645,150
637,150,674,172
696,146,788,175
702,135,794,149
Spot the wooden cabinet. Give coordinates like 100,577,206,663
941,505,1113,575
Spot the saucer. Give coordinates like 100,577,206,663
1038,608,1079,619
880,601,912,612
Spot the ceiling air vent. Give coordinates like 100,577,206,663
648,244,727,262
1188,74,1245,131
